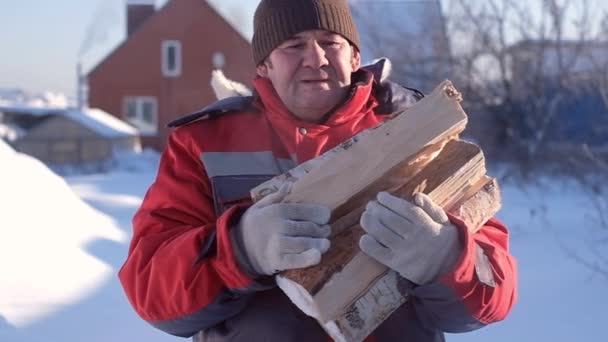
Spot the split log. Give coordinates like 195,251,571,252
297,176,501,342
250,80,467,206
249,81,501,342
291,140,489,322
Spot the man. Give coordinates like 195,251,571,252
118,0,517,341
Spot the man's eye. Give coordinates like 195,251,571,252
321,41,341,47
285,43,305,49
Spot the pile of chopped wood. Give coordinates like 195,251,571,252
250,81,501,342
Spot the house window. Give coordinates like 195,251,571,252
123,96,158,135
162,40,182,77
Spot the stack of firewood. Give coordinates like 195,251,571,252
250,81,501,342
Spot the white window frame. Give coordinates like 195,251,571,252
123,96,158,135
162,40,182,77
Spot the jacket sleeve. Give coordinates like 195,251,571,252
409,216,518,333
118,129,263,337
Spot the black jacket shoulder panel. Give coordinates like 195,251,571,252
374,80,424,115
167,96,255,128
360,58,424,115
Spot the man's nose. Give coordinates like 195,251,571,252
302,41,329,69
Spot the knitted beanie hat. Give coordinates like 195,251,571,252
252,0,361,65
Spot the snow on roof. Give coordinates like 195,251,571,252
0,88,72,109
0,104,63,116
0,105,139,138
0,89,72,117
205,0,256,40
61,108,139,138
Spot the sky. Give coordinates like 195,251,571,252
0,0,259,96
2,0,607,97
1,137,607,341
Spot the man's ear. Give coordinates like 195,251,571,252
256,63,269,78
351,48,361,71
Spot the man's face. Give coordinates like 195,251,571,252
256,30,361,122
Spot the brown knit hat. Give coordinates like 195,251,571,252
252,0,361,65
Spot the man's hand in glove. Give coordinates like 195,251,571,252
232,186,332,276
359,192,462,285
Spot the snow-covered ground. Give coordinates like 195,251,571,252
449,177,608,341
0,138,606,341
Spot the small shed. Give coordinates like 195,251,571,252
9,107,141,167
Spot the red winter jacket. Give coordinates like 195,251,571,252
118,68,517,341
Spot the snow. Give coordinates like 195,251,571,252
0,105,62,117
0,138,15,155
0,139,170,342
0,88,136,138
0,138,128,328
449,179,608,341
0,123,25,142
1,106,138,138
63,108,138,138
0,138,607,341
0,88,72,109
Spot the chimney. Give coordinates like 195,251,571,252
127,0,156,37
76,62,88,110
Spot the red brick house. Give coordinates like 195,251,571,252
87,0,255,150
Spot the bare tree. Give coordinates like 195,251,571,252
350,0,608,277
443,0,608,173
547,142,608,282
350,0,452,93
442,0,608,279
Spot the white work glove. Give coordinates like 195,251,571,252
359,192,462,285
232,187,332,276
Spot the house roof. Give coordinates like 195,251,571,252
350,0,448,62
0,104,62,117
61,108,139,138
87,0,250,78
509,39,608,74
0,105,138,138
